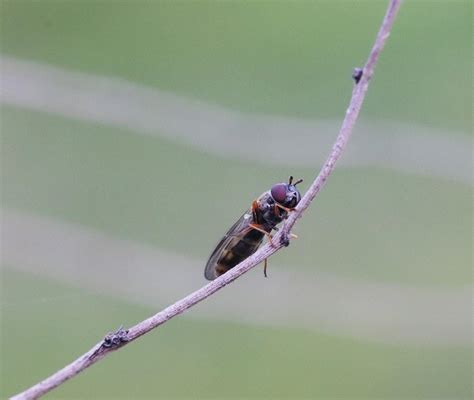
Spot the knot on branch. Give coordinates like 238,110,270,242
352,67,363,84
102,326,129,349
280,231,290,247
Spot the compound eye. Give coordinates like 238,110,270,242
271,183,288,204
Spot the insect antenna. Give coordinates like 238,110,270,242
289,176,303,186
293,178,303,186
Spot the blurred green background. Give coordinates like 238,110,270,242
1,1,472,399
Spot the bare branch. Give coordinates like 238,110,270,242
10,1,402,399
281,0,402,237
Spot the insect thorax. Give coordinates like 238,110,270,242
257,191,288,231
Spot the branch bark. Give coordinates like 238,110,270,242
10,1,402,398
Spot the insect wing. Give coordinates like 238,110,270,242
204,210,253,280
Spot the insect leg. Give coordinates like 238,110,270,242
264,258,268,278
275,203,294,213
252,200,261,223
273,203,282,218
248,223,277,247
249,223,271,239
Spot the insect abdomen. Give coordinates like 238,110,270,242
215,229,265,277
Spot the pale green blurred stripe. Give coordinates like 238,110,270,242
1,56,471,184
2,105,471,285
3,208,471,345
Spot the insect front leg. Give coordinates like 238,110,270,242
275,203,295,214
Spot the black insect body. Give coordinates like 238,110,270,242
204,176,302,280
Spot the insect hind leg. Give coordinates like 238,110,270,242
248,223,275,279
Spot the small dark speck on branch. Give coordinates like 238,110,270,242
352,67,363,84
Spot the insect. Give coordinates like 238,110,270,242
204,176,303,280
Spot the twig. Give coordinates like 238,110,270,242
281,0,402,237
10,1,402,399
